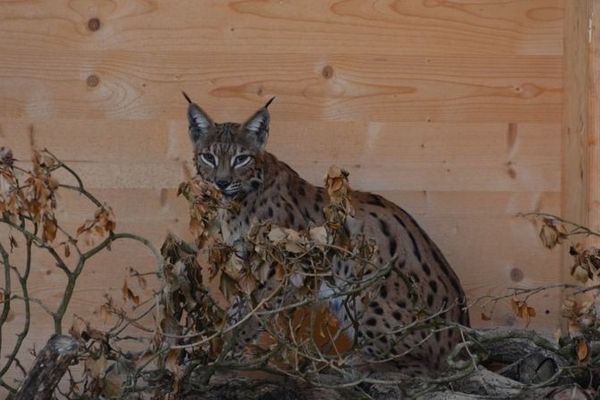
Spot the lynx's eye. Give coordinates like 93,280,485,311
199,153,217,167
232,154,251,168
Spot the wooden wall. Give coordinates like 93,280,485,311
0,0,571,390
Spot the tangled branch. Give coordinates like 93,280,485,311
3,148,600,399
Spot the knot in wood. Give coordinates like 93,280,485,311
87,18,101,32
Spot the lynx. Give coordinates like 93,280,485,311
183,93,469,370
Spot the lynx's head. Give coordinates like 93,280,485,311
184,92,274,199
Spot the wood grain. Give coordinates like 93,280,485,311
589,0,600,237
562,1,590,235
2,189,561,333
1,120,561,192
0,50,562,122
0,0,563,56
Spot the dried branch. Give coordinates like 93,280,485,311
14,335,79,400
0,147,164,396
3,148,600,399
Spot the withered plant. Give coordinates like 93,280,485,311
0,147,161,398
3,147,600,399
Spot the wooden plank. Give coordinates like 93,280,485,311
420,215,562,334
562,1,590,233
589,0,600,235
560,0,600,244
16,210,561,334
0,50,562,122
2,192,561,319
560,0,591,337
1,121,561,192
271,122,561,193
41,189,561,252
0,0,564,56
49,188,560,221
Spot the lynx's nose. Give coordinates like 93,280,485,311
216,180,230,190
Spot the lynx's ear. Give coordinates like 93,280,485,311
183,92,214,143
242,97,275,149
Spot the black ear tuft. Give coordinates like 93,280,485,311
264,97,276,109
182,91,193,104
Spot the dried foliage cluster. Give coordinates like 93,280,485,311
0,149,409,399
143,166,412,396
0,147,161,398
527,215,600,340
3,148,600,399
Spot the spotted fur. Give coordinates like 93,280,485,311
184,94,469,370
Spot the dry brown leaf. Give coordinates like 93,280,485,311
76,221,91,236
96,205,116,233
576,338,590,365
189,215,203,238
68,318,85,340
99,304,112,324
102,368,123,398
510,297,520,315
256,261,272,283
165,349,183,377
330,178,343,192
42,214,57,242
511,297,536,325
238,271,258,295
538,218,567,249
284,241,304,254
267,226,287,242
121,280,140,306
88,327,106,341
219,272,239,302
309,226,328,245
285,229,302,243
572,265,590,283
85,353,107,380
275,264,286,281
209,246,230,266
539,223,559,249
76,205,116,242
41,152,57,169
481,312,492,321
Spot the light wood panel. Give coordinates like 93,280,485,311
562,1,600,274
562,1,590,236
1,121,561,192
0,50,561,122
0,0,563,55
589,0,600,236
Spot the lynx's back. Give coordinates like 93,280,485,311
184,94,469,370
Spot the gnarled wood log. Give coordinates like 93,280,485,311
14,335,78,400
